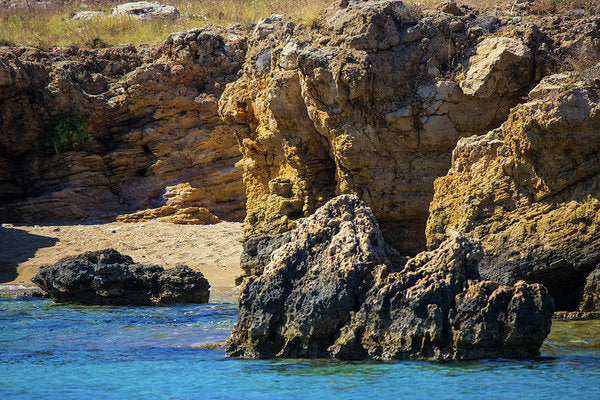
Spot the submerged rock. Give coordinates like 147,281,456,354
32,249,210,305
227,195,554,360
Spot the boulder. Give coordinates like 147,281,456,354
111,1,180,21
227,195,554,360
71,11,105,20
427,67,600,311
32,249,210,305
459,37,533,98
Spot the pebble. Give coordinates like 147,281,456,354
1,223,14,228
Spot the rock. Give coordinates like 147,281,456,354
111,1,180,21
227,195,554,360
116,205,220,224
580,267,600,312
221,1,532,267
0,26,247,223
227,195,395,358
71,11,105,20
331,235,553,361
437,1,463,16
222,1,600,273
426,67,600,311
32,249,210,305
459,37,533,98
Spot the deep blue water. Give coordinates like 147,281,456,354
1,297,599,400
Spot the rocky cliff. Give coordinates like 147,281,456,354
426,67,600,311
0,26,247,222
218,0,600,276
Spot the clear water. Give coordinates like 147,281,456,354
1,297,599,400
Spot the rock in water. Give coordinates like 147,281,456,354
227,195,554,360
32,249,210,305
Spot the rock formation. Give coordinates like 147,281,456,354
0,26,247,223
218,0,600,276
32,248,210,305
111,1,181,21
580,267,600,312
115,182,222,224
227,195,554,360
426,67,600,311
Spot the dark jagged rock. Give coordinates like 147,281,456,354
227,195,554,360
32,249,210,305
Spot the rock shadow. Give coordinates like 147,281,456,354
0,227,59,284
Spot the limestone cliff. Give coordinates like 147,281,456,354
426,67,600,310
219,0,600,275
0,26,247,222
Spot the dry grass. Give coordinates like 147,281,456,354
1,0,600,49
0,0,330,49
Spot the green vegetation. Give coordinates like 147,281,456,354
37,110,92,154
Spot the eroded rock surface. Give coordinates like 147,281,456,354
227,195,554,360
219,0,600,275
427,67,600,311
32,248,210,305
0,26,247,222
111,1,180,21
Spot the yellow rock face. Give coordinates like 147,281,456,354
0,26,247,223
426,70,600,310
219,6,528,257
116,205,220,225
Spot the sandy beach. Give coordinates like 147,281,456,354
0,221,244,302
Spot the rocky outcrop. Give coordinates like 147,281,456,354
219,0,600,275
111,1,181,21
0,26,247,223
227,195,554,360
115,182,222,224
32,248,210,305
115,205,220,224
426,67,600,311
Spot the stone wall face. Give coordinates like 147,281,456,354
0,27,247,222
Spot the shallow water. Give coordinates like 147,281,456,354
1,298,599,399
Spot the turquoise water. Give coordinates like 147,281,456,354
1,297,599,400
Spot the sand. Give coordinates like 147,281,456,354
0,221,244,303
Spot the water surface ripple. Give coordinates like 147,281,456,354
1,298,598,399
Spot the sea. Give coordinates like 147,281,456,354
1,296,599,400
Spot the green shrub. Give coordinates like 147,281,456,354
37,110,92,154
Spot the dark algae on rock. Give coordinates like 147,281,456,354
32,249,210,305
227,196,554,360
